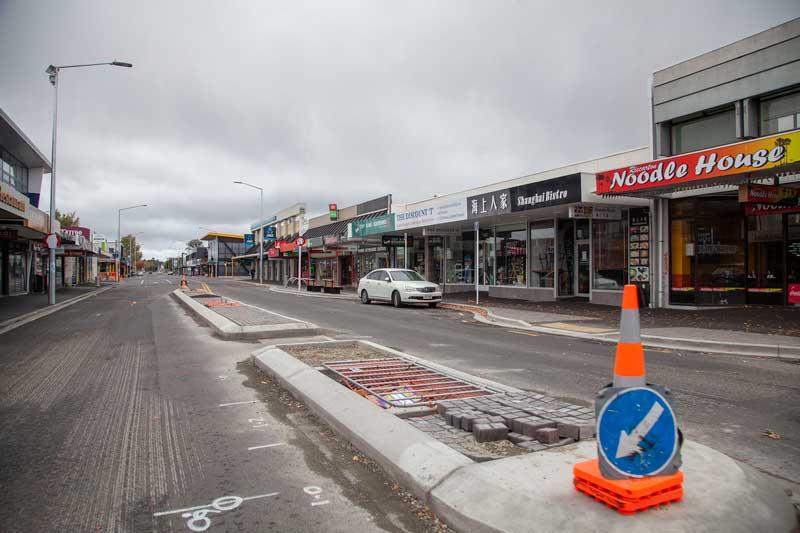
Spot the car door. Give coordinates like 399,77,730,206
375,270,391,300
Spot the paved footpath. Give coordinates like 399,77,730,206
0,276,439,532
202,277,800,508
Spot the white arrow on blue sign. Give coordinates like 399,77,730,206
597,387,678,478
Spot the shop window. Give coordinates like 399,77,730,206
529,221,554,288
747,214,783,304
445,233,467,284
495,224,526,286
671,108,737,155
695,198,746,305
760,91,800,135
788,216,800,303
670,218,694,304
592,218,628,290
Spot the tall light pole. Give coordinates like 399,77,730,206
118,204,147,280
46,60,132,304
233,180,263,284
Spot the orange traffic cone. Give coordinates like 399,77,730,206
613,285,646,388
180,274,188,288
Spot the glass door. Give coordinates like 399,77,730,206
427,237,444,284
575,219,590,296
557,219,575,297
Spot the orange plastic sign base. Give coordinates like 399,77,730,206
573,459,683,515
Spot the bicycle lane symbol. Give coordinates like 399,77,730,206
154,492,279,531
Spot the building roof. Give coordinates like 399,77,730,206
199,232,244,241
0,107,52,171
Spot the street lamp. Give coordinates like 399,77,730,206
46,59,132,304
233,180,263,284
118,204,147,280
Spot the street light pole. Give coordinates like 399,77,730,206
117,204,147,280
233,180,263,285
46,60,132,304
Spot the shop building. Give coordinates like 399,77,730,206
60,226,95,286
0,107,53,296
301,196,391,288
198,232,248,276
243,203,306,283
597,17,800,307
386,149,651,306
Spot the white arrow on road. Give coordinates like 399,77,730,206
615,401,664,459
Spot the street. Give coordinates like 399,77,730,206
0,278,444,532
199,277,800,498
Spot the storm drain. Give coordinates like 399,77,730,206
323,357,495,408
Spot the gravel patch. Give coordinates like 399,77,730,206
281,342,387,367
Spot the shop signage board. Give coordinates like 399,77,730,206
510,174,582,212
382,235,413,247
307,236,324,248
244,233,255,246
738,184,800,205
629,207,650,284
789,284,800,304
596,129,800,195
264,226,276,240
468,189,511,219
323,234,339,245
329,203,338,220
0,184,28,217
597,387,679,478
267,247,279,258
350,214,395,237
0,228,18,240
422,227,462,236
395,197,467,230
744,201,800,215
569,204,622,220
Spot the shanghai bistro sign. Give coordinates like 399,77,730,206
596,129,800,195
467,174,582,220
394,197,467,230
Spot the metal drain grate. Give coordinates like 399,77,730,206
323,357,495,408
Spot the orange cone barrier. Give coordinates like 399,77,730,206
613,284,645,388
180,274,188,288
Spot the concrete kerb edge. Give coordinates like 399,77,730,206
250,344,472,503
171,289,322,340
268,285,359,300
447,303,800,360
0,285,115,336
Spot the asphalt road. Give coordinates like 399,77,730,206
0,277,443,532
201,277,800,501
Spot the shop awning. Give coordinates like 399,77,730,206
302,210,388,244
595,129,800,197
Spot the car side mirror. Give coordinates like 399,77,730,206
384,277,391,282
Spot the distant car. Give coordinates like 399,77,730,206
358,268,442,308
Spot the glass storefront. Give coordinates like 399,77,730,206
495,224,526,286
593,218,628,290
669,195,800,305
529,221,554,288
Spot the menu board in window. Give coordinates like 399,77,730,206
629,208,650,283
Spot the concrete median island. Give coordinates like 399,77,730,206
171,288,322,340
251,339,799,532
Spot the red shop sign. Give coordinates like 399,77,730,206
789,284,800,304
596,130,800,195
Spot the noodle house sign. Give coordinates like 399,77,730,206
596,130,800,195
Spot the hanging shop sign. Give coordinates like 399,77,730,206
267,247,280,258
510,174,582,211
323,234,339,246
744,200,800,216
596,130,800,195
569,204,622,220
395,197,467,230
789,284,800,305
468,189,511,219
244,233,255,246
264,226,276,241
738,183,800,205
350,214,395,238
382,235,413,247
329,203,338,220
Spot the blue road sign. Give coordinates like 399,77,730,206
597,387,678,478
264,226,276,241
244,233,254,246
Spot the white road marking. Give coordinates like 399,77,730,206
218,400,258,407
248,442,286,451
140,279,144,285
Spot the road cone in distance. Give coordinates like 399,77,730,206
180,274,188,288
613,284,645,388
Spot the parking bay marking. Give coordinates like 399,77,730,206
248,442,286,451
509,330,539,337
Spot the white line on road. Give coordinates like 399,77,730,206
140,279,144,285
218,400,258,407
248,442,286,451
153,492,279,517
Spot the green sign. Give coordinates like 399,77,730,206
351,215,395,238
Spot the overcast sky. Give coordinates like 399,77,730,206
2,1,798,259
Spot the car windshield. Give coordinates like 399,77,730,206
390,270,425,282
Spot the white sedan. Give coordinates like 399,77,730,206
358,268,442,308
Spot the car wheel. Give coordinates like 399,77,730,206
392,291,402,308
360,290,370,304
428,302,438,308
